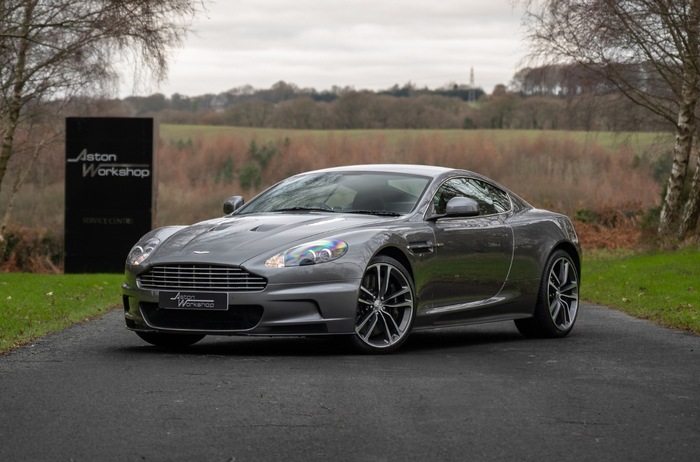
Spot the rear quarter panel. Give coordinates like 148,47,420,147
507,208,581,283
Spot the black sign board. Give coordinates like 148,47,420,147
64,117,155,273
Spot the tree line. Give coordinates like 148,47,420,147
116,75,668,132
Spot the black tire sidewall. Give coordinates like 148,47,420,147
534,249,579,337
350,255,416,354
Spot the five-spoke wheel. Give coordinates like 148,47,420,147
352,256,416,353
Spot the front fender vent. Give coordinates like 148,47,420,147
138,264,267,292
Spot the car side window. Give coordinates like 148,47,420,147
432,178,511,215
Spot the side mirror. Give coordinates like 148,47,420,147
445,197,479,217
223,196,245,214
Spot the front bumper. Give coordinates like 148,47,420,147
122,279,361,336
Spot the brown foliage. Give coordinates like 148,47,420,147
0,226,62,273
574,220,641,251
153,131,660,226
572,207,645,251
3,129,664,272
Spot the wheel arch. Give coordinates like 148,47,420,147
352,246,417,353
550,241,581,282
515,241,581,338
374,245,415,281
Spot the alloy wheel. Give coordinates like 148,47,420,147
354,259,415,352
546,256,579,330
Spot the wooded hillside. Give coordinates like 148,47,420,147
107,65,670,132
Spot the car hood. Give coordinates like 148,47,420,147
149,213,388,265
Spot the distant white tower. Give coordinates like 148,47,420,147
469,67,475,102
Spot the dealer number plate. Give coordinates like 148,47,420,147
159,291,229,311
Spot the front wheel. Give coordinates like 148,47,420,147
351,256,416,354
135,331,205,347
515,249,580,338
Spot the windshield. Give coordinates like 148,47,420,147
237,171,431,216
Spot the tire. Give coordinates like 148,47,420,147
135,331,205,347
351,256,416,354
515,249,580,338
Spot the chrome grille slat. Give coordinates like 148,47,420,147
138,265,267,292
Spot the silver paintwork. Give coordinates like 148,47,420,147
122,164,581,349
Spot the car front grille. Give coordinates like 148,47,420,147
138,264,267,292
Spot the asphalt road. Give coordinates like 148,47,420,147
1,303,698,462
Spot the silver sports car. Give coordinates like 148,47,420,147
122,164,581,353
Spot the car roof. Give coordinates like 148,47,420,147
308,164,458,178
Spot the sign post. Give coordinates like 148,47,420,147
64,117,155,273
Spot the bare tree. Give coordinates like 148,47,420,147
519,0,700,238
0,0,204,251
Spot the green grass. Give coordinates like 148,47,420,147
0,273,123,352
1,246,698,353
583,247,700,334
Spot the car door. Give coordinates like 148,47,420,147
426,177,514,309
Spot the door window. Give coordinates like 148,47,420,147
432,178,511,216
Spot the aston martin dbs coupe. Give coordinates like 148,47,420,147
122,164,581,353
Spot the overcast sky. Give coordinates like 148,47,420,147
124,0,527,97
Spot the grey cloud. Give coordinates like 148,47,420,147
128,0,524,96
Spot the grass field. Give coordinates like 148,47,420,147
585,247,700,333
5,125,669,244
149,125,665,228
0,273,123,352
1,247,697,354
160,125,672,156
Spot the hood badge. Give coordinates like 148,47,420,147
193,250,210,254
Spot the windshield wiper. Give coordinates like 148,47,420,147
274,206,337,213
346,210,402,217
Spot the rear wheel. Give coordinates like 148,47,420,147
135,331,205,347
515,249,579,338
351,256,416,354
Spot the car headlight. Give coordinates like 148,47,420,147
127,237,160,266
265,240,348,268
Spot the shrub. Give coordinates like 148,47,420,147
216,155,235,184
239,162,261,189
249,140,277,168
1,227,63,273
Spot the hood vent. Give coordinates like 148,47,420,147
250,224,283,232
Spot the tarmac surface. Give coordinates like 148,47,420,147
1,303,698,461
